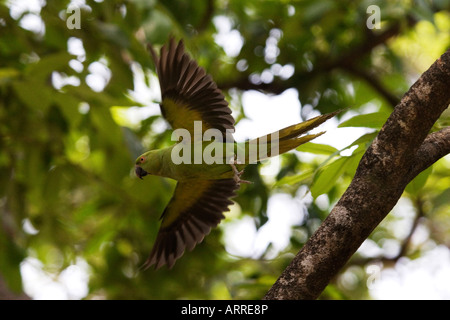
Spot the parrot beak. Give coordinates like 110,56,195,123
135,165,148,180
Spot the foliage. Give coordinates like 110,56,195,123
0,0,449,299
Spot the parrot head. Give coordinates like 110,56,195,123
135,153,149,179
135,150,163,179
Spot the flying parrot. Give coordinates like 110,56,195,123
135,38,340,269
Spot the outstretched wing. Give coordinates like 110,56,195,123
142,179,239,270
149,38,235,139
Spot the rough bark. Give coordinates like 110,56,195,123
264,50,450,300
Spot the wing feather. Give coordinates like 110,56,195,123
149,38,235,137
141,179,238,270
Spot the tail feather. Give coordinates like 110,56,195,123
241,110,341,163
277,132,325,155
266,109,341,142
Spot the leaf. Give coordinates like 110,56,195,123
96,22,130,48
297,142,339,155
405,166,433,195
338,112,389,129
309,150,363,198
410,0,435,23
24,52,74,80
12,79,53,112
274,169,314,187
434,187,450,208
347,132,378,148
0,67,19,84
52,91,83,129
310,156,348,198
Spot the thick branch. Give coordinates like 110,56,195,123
264,50,450,300
353,128,450,266
407,127,450,180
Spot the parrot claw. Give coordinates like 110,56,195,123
229,158,252,185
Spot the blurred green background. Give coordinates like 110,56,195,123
0,0,449,299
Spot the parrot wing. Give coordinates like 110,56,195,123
142,178,239,270
149,38,235,139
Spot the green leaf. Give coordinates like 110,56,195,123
52,91,83,129
347,132,378,148
434,187,450,208
297,142,339,155
338,112,389,129
275,169,314,187
12,79,53,112
310,156,348,198
410,0,435,23
405,166,433,195
0,67,19,84
24,52,74,80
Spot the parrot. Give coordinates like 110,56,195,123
135,38,340,270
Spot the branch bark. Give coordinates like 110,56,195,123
264,50,450,300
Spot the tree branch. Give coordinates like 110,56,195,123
219,20,416,106
395,195,426,259
197,0,215,33
408,127,450,180
264,49,450,300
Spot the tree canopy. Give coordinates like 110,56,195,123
0,0,449,299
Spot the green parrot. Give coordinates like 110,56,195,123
135,38,339,269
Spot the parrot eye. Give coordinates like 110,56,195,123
140,157,145,163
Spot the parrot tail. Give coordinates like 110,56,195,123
241,110,341,163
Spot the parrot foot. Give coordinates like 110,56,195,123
230,160,251,185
